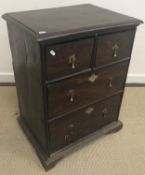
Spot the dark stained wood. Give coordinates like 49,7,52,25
2,4,142,41
46,38,94,79
96,30,136,67
49,93,122,152
1,83,145,87
47,61,129,118
7,22,49,153
126,83,145,87
18,114,123,171
2,4,142,171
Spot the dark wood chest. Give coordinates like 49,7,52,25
2,4,142,170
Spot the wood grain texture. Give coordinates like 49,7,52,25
46,38,94,79
18,111,123,171
47,61,129,118
2,4,142,171
1,86,145,174
49,93,122,153
7,22,48,153
96,30,136,67
2,4,142,41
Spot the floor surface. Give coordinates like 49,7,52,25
0,87,144,175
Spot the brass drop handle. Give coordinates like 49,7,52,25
102,108,108,118
68,89,75,102
69,54,76,69
112,44,119,57
65,123,74,141
108,77,113,88
67,123,74,136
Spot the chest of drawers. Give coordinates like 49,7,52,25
2,4,142,170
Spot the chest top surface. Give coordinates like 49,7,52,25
2,4,142,40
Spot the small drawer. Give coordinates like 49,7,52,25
46,38,94,79
49,93,122,153
96,30,135,67
47,61,129,118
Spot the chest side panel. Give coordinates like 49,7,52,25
7,22,48,153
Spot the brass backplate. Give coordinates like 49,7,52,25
88,74,98,83
85,107,94,115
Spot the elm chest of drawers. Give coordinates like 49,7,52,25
2,4,142,170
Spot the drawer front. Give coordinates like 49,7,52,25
46,38,94,79
96,30,135,67
48,61,129,118
49,94,122,153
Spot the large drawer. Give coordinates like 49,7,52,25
46,38,94,79
96,30,135,67
47,61,129,118
49,93,122,153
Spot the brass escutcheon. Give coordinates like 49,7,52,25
88,74,99,83
85,107,94,115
